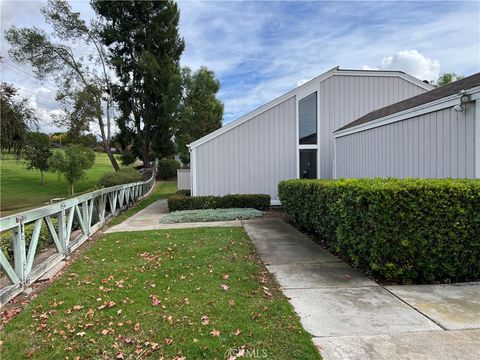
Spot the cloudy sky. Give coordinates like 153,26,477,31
1,0,479,134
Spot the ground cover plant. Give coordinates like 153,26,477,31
279,178,480,284
0,152,121,216
160,208,263,224
0,227,320,359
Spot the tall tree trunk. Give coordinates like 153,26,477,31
97,111,120,171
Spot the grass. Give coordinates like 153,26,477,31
0,227,320,359
109,181,177,226
161,208,263,224
0,152,122,216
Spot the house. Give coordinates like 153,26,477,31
188,67,433,203
334,72,480,179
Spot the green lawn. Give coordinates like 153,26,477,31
0,152,121,216
0,227,320,359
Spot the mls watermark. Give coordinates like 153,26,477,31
225,347,268,359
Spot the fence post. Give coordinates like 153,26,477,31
13,216,26,284
57,205,66,253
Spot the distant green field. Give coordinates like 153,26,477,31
0,152,122,216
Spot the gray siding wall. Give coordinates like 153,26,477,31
319,75,426,178
194,96,296,200
335,102,476,179
192,73,430,201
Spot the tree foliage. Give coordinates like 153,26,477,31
0,83,38,158
91,0,185,167
50,144,95,195
434,72,464,87
4,0,119,170
176,66,223,165
23,132,52,184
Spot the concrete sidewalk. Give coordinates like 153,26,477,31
105,199,242,233
243,219,480,360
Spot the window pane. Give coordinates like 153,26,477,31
299,92,317,144
300,149,317,179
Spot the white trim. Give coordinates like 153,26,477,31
296,83,321,179
334,86,480,138
271,200,281,206
189,68,432,149
191,148,198,195
475,100,480,178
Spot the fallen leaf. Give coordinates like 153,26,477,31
201,315,209,325
222,274,229,280
134,323,140,332
76,331,86,337
115,352,124,359
233,329,241,336
220,284,229,291
210,329,220,337
164,338,173,345
101,329,109,336
150,295,161,306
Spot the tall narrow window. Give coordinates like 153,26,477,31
299,92,317,144
300,149,317,179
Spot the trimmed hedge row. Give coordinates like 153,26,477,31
278,178,480,284
168,193,270,212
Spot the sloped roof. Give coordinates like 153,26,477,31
336,72,480,132
189,67,432,149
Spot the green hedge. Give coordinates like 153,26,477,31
168,193,270,212
97,167,142,187
278,178,480,284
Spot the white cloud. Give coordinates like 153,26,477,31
365,50,440,81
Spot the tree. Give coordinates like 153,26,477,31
175,66,224,165
5,0,120,170
0,82,38,158
434,73,464,87
23,132,52,185
91,0,185,168
50,144,95,195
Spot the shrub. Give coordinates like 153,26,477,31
97,167,142,187
160,208,263,224
168,193,270,212
157,158,180,180
119,150,137,166
278,178,480,284
175,189,191,197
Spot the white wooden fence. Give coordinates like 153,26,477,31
0,160,158,305
177,168,191,190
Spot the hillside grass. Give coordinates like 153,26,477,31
0,152,121,216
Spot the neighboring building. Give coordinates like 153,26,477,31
188,67,432,203
334,73,480,179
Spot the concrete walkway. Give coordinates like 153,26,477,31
105,199,241,233
243,219,480,360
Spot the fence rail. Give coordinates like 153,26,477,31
0,160,158,305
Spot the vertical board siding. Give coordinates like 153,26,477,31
193,74,429,200
335,104,476,179
319,75,426,178
195,96,296,200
